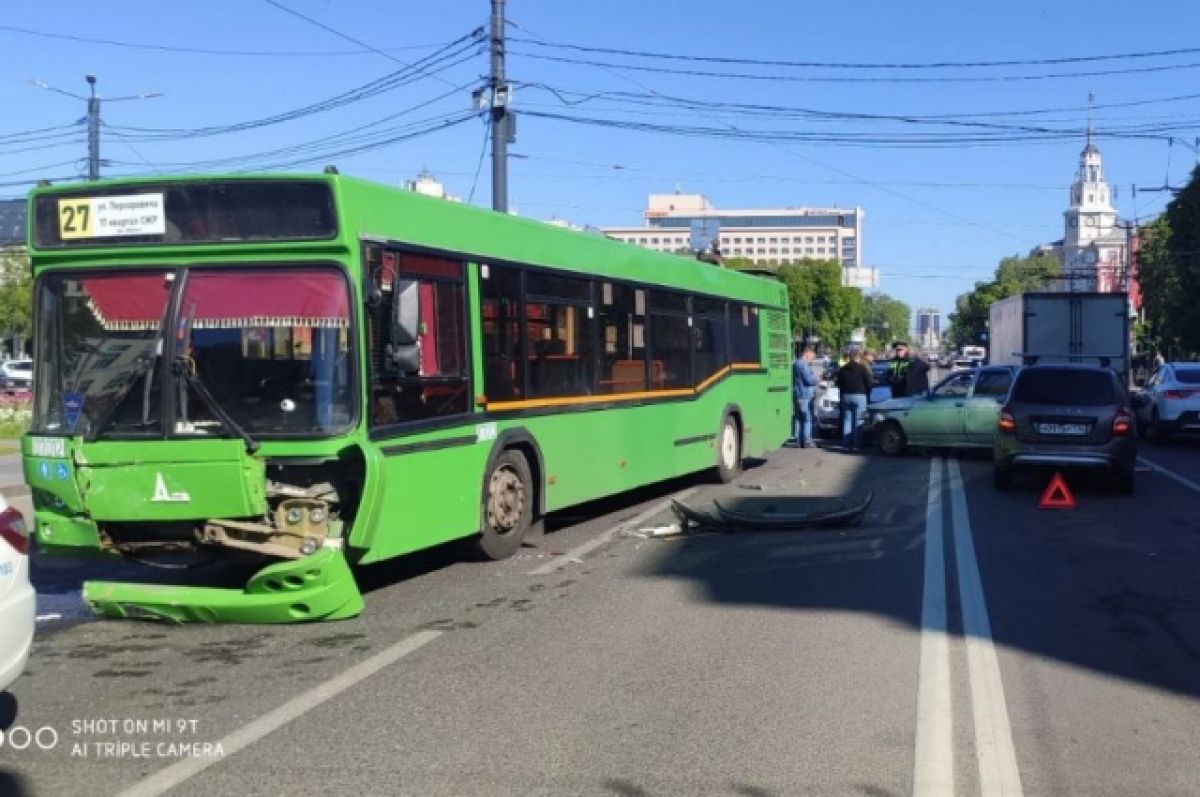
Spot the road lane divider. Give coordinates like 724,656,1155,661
528,487,699,576
117,629,443,797
948,459,1024,797
913,457,954,797
1138,456,1200,495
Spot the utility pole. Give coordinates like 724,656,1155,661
489,0,509,212
30,75,162,182
86,75,100,180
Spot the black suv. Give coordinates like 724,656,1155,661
994,365,1137,493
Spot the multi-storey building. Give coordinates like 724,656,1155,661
601,194,872,285
916,307,940,339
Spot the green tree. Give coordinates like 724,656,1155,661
862,293,911,351
1162,165,1200,354
0,247,32,357
1135,215,1180,355
946,252,1061,350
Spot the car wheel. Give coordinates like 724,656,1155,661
1113,468,1136,495
471,449,533,560
993,465,1014,490
877,422,907,456
714,413,743,483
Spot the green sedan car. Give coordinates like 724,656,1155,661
867,366,1018,456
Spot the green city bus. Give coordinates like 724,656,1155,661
23,174,791,623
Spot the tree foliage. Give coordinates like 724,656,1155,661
0,248,32,355
1133,165,1200,358
862,293,911,351
946,252,1062,350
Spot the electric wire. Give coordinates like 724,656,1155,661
0,22,451,58
508,34,1200,71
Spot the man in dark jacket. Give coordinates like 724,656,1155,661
835,350,873,451
888,341,931,398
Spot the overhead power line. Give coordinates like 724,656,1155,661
510,51,1200,84
264,0,481,90
0,23,451,58
107,33,482,142
509,35,1200,70
506,19,1027,244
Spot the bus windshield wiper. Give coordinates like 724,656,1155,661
172,357,260,455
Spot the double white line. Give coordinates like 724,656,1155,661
914,458,1023,797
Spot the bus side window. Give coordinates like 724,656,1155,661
692,296,729,383
481,264,525,401
368,250,469,427
648,290,692,390
730,303,760,364
597,283,648,394
525,272,595,399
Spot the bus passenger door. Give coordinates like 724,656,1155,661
358,244,481,562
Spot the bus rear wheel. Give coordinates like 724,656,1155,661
714,414,742,483
473,450,533,560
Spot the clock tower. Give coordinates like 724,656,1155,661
1062,117,1123,291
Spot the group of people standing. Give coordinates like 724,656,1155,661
790,341,930,451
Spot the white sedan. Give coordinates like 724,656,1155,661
0,359,33,391
1134,362,1200,441
0,495,34,691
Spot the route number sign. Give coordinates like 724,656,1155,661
58,193,166,240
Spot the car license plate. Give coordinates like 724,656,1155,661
1037,422,1089,435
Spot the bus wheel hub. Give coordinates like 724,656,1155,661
488,466,525,532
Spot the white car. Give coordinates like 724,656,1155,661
1134,362,1200,441
0,359,33,391
0,495,34,691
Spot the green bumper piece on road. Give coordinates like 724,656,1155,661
83,548,364,624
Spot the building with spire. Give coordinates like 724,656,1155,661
1041,114,1131,293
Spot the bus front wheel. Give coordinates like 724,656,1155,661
714,414,743,483
473,449,534,560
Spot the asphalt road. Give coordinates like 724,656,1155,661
2,439,1199,796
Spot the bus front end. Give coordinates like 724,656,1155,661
24,178,366,623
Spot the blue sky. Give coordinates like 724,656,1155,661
3,0,1199,325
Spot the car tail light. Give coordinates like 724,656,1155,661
998,408,1015,433
1164,389,1198,399
1113,410,1132,437
0,506,28,555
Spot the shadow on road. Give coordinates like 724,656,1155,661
639,446,1200,702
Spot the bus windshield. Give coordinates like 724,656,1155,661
33,265,356,438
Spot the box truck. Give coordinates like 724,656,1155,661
988,292,1130,385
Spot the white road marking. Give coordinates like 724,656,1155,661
1138,456,1200,494
527,487,698,575
948,458,1024,797
116,629,442,797
913,457,954,797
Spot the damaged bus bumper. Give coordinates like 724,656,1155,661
26,437,367,624
83,548,363,624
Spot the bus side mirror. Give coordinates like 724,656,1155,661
387,277,421,374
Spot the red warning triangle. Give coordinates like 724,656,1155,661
1038,472,1076,510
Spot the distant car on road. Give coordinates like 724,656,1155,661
0,359,32,392
1132,362,1200,442
867,366,1017,456
0,494,33,692
994,365,1136,493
